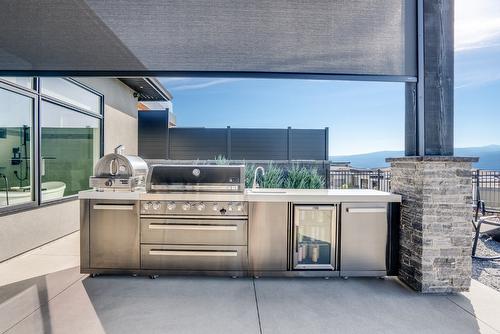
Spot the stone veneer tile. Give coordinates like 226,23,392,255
388,158,475,293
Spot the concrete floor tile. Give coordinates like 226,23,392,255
448,280,500,332
254,277,495,334
7,276,260,334
33,232,80,257
0,267,83,333
0,255,80,287
3,232,500,334
4,278,105,334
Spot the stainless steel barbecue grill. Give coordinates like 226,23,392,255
140,164,248,273
89,145,148,191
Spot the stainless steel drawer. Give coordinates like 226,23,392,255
141,244,248,270
141,218,247,245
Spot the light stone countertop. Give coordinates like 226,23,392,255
79,188,401,203
244,188,401,203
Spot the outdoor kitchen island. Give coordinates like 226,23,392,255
79,188,401,279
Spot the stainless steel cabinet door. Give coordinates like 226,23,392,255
340,203,388,273
293,205,337,270
89,200,140,269
249,202,288,271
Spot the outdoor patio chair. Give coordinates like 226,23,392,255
471,199,500,260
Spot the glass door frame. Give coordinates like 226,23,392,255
292,204,338,270
0,77,104,215
0,80,39,214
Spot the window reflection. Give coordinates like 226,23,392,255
1,77,33,89
41,78,101,115
41,101,100,201
0,87,33,207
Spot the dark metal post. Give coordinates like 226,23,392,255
226,126,232,160
287,126,292,161
324,127,329,161
405,82,418,156
406,0,454,156
165,109,170,159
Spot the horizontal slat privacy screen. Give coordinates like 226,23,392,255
0,0,417,78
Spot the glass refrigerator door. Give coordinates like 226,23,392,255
294,205,336,270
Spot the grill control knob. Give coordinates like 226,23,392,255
236,203,244,212
196,203,206,211
143,202,152,210
152,202,161,210
166,202,176,211
227,203,234,212
182,202,191,211
212,203,219,211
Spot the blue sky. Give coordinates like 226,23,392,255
159,0,500,156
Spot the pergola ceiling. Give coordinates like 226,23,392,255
0,0,417,80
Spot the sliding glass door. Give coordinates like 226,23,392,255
0,86,34,208
0,77,103,212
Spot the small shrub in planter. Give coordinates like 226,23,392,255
261,163,285,188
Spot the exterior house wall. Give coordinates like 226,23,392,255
0,201,79,262
104,105,138,155
0,78,139,262
78,77,139,154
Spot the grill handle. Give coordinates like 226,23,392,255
109,158,118,176
149,250,238,257
148,224,238,231
346,208,387,214
93,204,135,211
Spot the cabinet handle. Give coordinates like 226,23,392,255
149,250,238,257
93,204,135,211
346,208,386,214
295,224,299,252
148,224,237,231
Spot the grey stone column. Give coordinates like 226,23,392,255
386,156,478,293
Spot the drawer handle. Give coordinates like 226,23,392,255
148,250,238,257
148,224,238,231
93,204,135,211
346,208,387,214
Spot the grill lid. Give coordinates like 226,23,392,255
93,153,148,178
146,165,245,193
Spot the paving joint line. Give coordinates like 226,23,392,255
445,295,500,333
252,278,263,334
2,273,85,334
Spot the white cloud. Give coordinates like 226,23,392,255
172,78,242,91
159,78,242,91
455,0,500,51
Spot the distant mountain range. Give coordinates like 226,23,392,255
331,145,500,170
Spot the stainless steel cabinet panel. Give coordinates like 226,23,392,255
141,218,247,245
89,200,140,269
340,203,388,272
80,199,90,270
293,205,337,270
141,245,248,270
249,202,288,271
